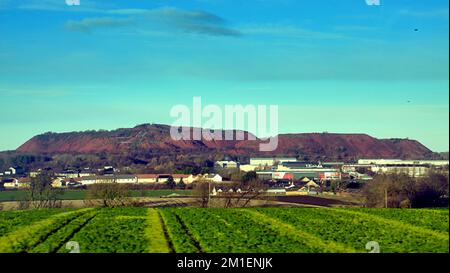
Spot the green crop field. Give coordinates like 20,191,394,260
0,208,448,253
0,190,192,201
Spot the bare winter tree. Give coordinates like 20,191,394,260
21,173,62,209
231,178,268,208
85,182,131,208
193,180,210,208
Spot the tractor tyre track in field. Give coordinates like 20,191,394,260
50,212,98,253
144,209,172,253
173,211,204,253
157,210,175,253
29,210,95,252
0,208,93,252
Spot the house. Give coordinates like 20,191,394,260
52,177,66,188
137,174,158,183
179,174,200,184
51,177,84,188
215,161,238,169
9,166,25,175
172,174,190,183
202,174,223,183
2,178,18,189
55,170,79,179
18,177,32,188
29,171,41,178
156,174,171,183
300,181,320,192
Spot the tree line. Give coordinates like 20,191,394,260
362,171,449,208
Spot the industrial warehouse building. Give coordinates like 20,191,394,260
357,159,449,166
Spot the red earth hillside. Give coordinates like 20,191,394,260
16,124,436,160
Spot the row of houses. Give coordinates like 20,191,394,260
0,177,31,189
1,173,223,189
78,173,222,185
29,166,116,179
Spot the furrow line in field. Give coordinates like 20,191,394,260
48,212,99,253
241,209,357,253
172,211,204,253
158,210,176,253
328,208,449,240
0,208,93,253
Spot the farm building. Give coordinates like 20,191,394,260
136,174,158,183
18,177,32,188
115,175,138,184
1,178,18,189
215,161,238,169
250,157,296,167
155,174,171,183
81,176,115,185
202,174,223,182
172,174,191,183
137,174,196,184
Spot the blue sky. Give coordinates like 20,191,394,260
0,0,448,152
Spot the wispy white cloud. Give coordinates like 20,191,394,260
143,7,241,36
332,25,379,32
399,9,449,18
65,17,134,32
65,6,241,36
107,8,148,15
241,24,347,40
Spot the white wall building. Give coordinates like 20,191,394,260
358,159,449,167
2,178,18,189
115,175,138,184
239,164,258,172
250,157,297,167
215,161,238,169
371,166,430,177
